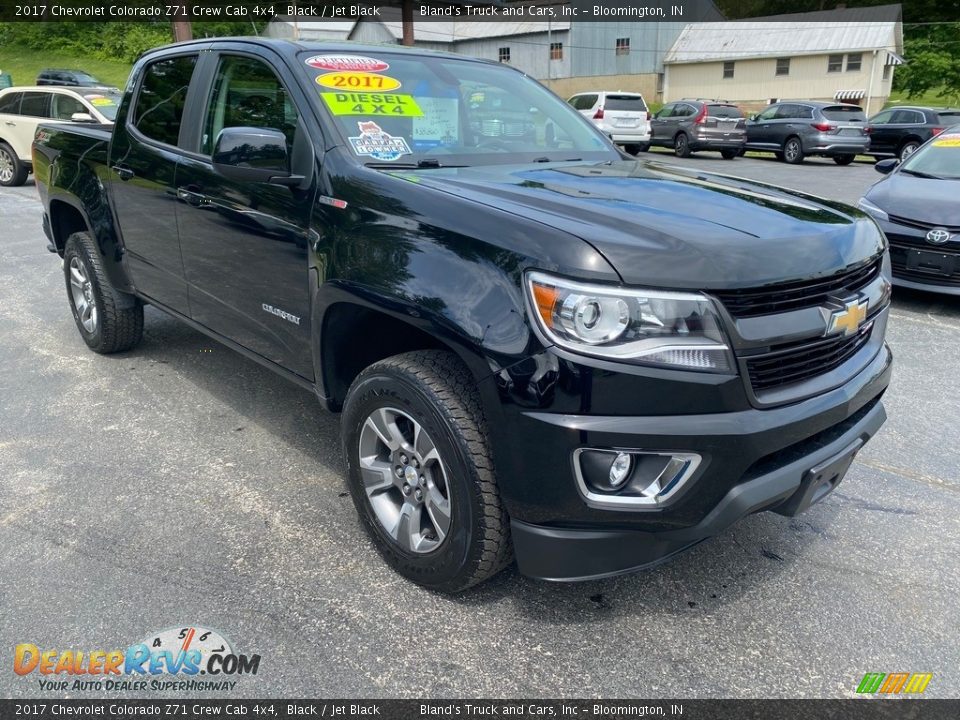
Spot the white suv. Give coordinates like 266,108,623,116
0,86,120,186
568,91,651,154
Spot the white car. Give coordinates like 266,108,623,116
567,91,651,154
0,86,121,186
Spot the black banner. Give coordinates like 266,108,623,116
2,700,960,720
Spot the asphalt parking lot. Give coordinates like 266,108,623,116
2,153,959,699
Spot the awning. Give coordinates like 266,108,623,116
835,89,866,100
885,51,907,66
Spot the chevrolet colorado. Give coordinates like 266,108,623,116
33,39,892,591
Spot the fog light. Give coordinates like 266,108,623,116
609,453,632,488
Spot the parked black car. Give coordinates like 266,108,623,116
866,106,960,160
649,99,746,159
858,127,960,294
36,69,105,87
32,39,891,591
746,101,869,164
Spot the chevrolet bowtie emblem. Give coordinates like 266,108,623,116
828,299,869,336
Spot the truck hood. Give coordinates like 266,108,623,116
398,160,884,289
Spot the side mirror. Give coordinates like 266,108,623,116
70,112,96,123
212,127,300,185
749,113,759,121
875,158,899,175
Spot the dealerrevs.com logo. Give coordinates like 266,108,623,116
13,626,261,692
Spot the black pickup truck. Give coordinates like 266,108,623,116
33,38,892,591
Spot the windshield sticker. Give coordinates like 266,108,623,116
932,135,960,147
305,55,389,72
348,121,412,162
316,72,401,92
412,97,460,151
322,92,423,117
86,96,116,107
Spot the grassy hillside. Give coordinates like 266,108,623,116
0,45,132,89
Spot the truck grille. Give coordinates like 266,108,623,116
745,324,874,393
712,257,881,318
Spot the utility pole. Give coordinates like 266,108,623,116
402,0,414,45
171,3,192,43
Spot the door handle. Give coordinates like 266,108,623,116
4,121,14,127
111,165,134,181
176,187,205,207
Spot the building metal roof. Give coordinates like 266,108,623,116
665,3,902,65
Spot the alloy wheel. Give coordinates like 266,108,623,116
0,148,13,184
358,406,452,554
784,139,801,162
69,256,98,333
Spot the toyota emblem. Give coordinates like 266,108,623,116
926,228,951,245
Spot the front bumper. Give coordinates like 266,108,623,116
879,220,960,295
484,339,891,581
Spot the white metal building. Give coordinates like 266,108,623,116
663,4,904,115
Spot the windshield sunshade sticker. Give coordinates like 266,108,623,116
322,92,423,117
316,72,401,92
305,55,389,72
348,121,412,161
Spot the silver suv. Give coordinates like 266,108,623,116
568,91,651,155
745,101,869,165
649,99,746,159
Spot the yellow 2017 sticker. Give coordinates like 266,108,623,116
322,92,423,117
316,72,401,92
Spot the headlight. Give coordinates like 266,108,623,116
857,197,889,222
526,271,733,372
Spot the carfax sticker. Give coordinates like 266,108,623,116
322,92,423,117
348,121,411,161
305,55,389,72
316,72,401,92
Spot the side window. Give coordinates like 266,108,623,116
757,105,778,121
796,105,814,120
51,94,86,120
582,94,598,110
0,92,22,115
20,92,52,118
870,110,894,125
893,110,922,124
134,54,198,147
202,55,298,156
775,104,798,119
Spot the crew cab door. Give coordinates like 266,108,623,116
174,50,316,379
109,52,201,315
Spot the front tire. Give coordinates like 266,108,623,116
782,137,804,164
0,142,28,187
341,350,512,592
63,232,143,353
674,132,691,158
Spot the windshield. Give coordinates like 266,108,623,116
300,51,615,165
899,129,960,179
82,91,121,121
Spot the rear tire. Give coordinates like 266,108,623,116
721,149,738,160
674,132,691,158
623,144,641,156
833,154,855,166
898,140,920,160
0,142,28,187
782,137,804,164
341,350,512,592
63,232,144,354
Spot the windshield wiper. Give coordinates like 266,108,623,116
532,157,583,163
365,159,467,169
900,168,945,179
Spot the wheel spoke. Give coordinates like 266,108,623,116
81,302,92,323
88,305,97,330
70,266,85,288
365,408,405,451
413,421,435,460
359,456,397,496
424,485,451,541
392,503,423,552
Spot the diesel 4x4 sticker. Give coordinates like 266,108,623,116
305,55,389,72
322,92,423,117
348,121,412,162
